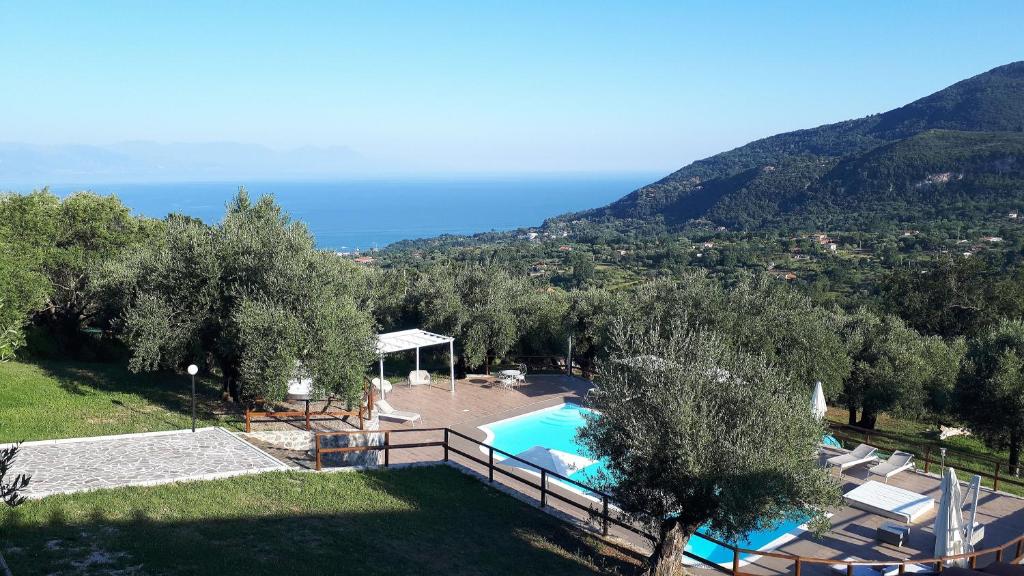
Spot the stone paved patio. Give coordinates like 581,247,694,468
4,427,288,499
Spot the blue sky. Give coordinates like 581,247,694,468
0,1,1022,175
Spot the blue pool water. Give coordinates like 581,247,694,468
480,403,809,564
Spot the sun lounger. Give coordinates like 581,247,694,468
869,451,915,482
375,399,421,424
844,480,934,523
827,443,878,475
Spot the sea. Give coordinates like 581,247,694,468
39,175,653,250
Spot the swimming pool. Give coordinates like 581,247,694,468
479,403,811,566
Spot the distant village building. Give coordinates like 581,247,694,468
353,256,375,264
982,236,1004,243
558,245,572,251
826,243,838,252
1010,211,1019,219
702,241,715,249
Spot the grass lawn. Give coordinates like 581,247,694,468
0,360,241,443
0,466,640,576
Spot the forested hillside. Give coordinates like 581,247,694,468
569,61,1024,231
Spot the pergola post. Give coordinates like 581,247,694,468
378,356,385,399
415,347,420,374
449,340,455,394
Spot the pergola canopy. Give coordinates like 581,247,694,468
375,328,456,395
376,329,454,355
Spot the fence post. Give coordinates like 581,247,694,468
315,434,322,471
733,548,741,576
794,558,801,576
995,549,1003,563
602,495,609,536
994,462,1001,492
924,445,931,474
384,431,390,467
488,446,494,482
443,429,449,462
245,409,251,433
540,469,547,508
1015,538,1022,560
847,563,854,576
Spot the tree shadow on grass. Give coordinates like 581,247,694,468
0,467,643,576
33,360,243,427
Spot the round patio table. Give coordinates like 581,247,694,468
499,369,522,378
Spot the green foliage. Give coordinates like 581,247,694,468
99,190,376,403
411,264,534,370
837,308,939,428
956,318,1024,469
882,256,1024,338
580,324,840,573
615,274,851,396
0,190,157,356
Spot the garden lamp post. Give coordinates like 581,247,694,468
187,364,199,432
940,447,947,471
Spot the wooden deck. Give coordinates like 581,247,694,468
243,375,1024,574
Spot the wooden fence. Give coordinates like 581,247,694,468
312,427,1024,576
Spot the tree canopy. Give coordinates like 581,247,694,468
97,191,376,404
580,323,839,576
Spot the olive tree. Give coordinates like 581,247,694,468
413,264,533,372
98,191,376,404
838,308,930,428
0,190,157,355
617,274,851,399
956,319,1024,472
580,323,840,576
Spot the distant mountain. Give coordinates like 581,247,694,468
0,141,368,184
569,62,1024,230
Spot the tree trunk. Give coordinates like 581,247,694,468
1009,431,1021,476
649,520,696,576
857,409,878,430
847,404,858,426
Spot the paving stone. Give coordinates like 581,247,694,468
5,427,288,499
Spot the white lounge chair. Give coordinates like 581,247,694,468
408,370,431,386
869,451,915,483
375,399,421,424
827,443,878,476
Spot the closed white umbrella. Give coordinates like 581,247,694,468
811,381,828,421
501,446,595,477
934,467,967,566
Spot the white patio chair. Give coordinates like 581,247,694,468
408,370,431,386
515,363,528,385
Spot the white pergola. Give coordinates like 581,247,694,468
375,328,456,394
